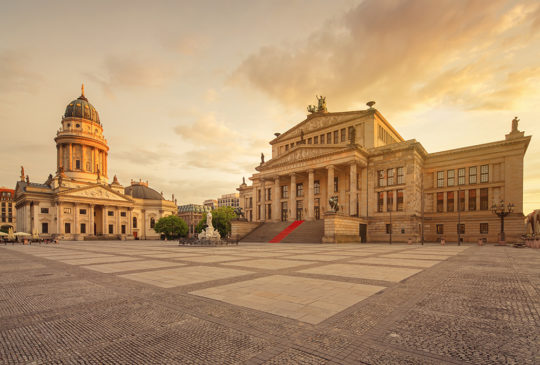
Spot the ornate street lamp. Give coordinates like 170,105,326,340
491,200,514,243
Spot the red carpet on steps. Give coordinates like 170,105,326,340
269,221,304,243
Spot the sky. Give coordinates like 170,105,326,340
1,0,539,213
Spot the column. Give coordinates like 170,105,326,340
104,153,108,177
56,203,61,234
273,176,280,222
128,208,132,236
349,163,357,216
260,179,266,221
307,169,315,220
142,209,146,239
74,204,79,234
89,205,94,235
103,206,107,235
57,145,61,171
116,206,120,235
359,167,367,216
81,145,85,171
289,173,296,221
69,144,73,171
327,165,335,209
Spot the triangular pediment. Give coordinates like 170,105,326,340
259,146,351,170
60,185,133,202
273,110,372,143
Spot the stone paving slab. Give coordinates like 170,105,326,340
192,275,385,324
351,257,441,268
82,260,183,273
286,254,351,261
119,265,252,288
58,256,142,265
223,258,316,270
181,254,247,263
300,263,423,282
383,253,454,260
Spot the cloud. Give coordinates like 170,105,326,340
85,54,177,97
233,0,540,114
0,50,43,95
174,112,239,145
162,34,210,55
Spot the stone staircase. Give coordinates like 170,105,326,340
240,220,324,243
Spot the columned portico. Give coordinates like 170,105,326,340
272,176,280,222
327,165,335,205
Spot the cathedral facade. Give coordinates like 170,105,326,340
238,98,530,243
15,86,177,240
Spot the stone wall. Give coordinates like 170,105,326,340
231,220,261,240
322,213,365,243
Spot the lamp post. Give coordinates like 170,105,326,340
389,204,392,245
457,187,461,246
491,200,514,244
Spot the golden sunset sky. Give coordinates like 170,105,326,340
1,0,539,213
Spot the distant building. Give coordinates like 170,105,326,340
203,199,218,210
218,193,239,208
0,187,16,231
14,86,177,239
177,204,211,237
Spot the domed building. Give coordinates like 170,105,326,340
14,85,177,240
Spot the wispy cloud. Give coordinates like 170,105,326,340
0,50,43,95
233,0,540,114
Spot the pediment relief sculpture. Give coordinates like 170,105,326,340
65,187,128,201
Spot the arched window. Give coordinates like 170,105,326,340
150,217,155,228
133,217,137,228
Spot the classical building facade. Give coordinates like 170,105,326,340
0,187,16,231
14,86,177,240
238,99,531,243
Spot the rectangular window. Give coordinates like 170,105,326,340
437,192,444,213
64,207,71,214
314,180,320,195
121,225,126,234
281,185,288,199
469,189,476,211
308,137,312,144
436,224,444,234
285,144,289,151
327,132,332,144
469,166,477,184
480,164,489,183
457,224,465,234
267,204,272,220
296,183,304,197
120,212,127,217
458,190,465,212
387,191,394,211
333,130,339,144
266,188,271,201
447,170,455,187
249,197,253,208
387,168,394,186
397,167,404,184
108,211,114,216
386,224,392,234
257,189,261,202
75,160,81,169
41,207,49,214
340,128,346,142
447,191,454,212
377,192,384,212
378,170,385,187
397,189,403,211
42,222,48,234
480,188,488,210
437,171,444,187
80,223,86,234
320,134,325,144
334,177,338,192
458,168,465,185
79,209,87,215
480,223,489,234
109,224,113,234
348,126,353,141
65,222,71,234
314,136,318,144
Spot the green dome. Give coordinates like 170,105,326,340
64,87,100,123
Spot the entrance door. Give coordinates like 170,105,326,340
281,202,288,221
315,207,320,220
296,200,303,220
359,224,367,243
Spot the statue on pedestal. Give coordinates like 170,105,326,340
198,211,221,241
512,117,519,133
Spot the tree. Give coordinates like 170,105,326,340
195,207,237,238
153,215,188,239
0,225,11,234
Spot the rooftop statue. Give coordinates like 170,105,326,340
20,166,25,182
260,153,265,164
512,116,519,133
307,95,327,113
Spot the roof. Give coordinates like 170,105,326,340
178,204,211,213
124,184,164,200
64,88,100,123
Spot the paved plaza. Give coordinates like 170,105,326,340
0,241,538,364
